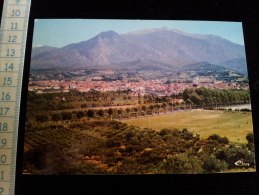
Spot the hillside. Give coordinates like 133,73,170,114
219,58,248,75
31,46,58,57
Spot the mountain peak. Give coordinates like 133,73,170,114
123,27,191,36
96,30,119,39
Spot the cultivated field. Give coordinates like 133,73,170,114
124,110,253,143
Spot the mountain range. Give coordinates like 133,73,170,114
30,27,248,75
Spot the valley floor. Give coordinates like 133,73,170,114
124,109,253,143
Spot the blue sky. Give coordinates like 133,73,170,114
32,19,245,48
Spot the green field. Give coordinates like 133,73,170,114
124,110,253,143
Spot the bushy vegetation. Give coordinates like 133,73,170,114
23,121,255,175
183,88,250,108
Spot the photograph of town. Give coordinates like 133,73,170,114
23,19,255,174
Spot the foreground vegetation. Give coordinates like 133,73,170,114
24,120,255,175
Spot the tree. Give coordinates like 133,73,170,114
97,109,105,119
117,109,123,119
208,134,229,145
162,102,167,113
168,102,174,112
125,108,131,119
75,111,85,121
86,109,95,120
61,112,72,124
132,107,139,118
108,108,114,121
246,133,254,144
52,113,61,124
36,113,49,128
202,155,228,173
155,153,204,174
246,133,255,151
215,145,252,169
149,105,154,116
81,104,87,108
142,105,147,116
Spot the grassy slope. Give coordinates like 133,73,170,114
124,110,253,143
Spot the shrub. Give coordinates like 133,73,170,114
240,108,251,112
155,153,204,174
215,145,252,169
159,129,171,136
246,133,254,144
202,155,228,173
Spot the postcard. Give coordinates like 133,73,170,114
23,19,255,174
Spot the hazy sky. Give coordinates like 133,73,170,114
32,19,245,48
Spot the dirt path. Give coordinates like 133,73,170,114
90,105,136,110
61,104,137,112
